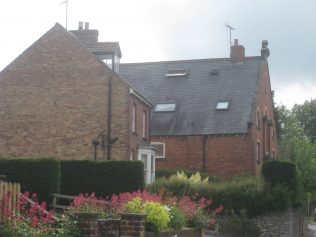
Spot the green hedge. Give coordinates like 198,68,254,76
261,160,303,206
0,158,60,203
60,160,144,197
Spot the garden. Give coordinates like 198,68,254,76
0,157,303,237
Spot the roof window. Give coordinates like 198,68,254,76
216,101,229,110
210,68,220,76
155,103,176,112
165,69,188,77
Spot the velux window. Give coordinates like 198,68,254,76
216,101,229,110
165,69,188,77
155,103,176,112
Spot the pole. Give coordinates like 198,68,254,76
65,0,68,29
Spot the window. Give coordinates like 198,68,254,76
132,103,136,133
216,101,229,110
165,69,188,77
256,109,260,127
256,141,260,162
155,103,176,112
142,111,146,139
141,154,148,183
151,142,165,158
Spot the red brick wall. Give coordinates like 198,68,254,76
128,95,151,160
0,24,151,162
153,134,255,178
250,60,278,175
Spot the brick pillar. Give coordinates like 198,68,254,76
77,213,99,237
120,213,146,237
98,219,121,237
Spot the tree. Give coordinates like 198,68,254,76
292,99,316,142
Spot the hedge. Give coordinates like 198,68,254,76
60,160,144,197
0,157,60,203
261,160,303,206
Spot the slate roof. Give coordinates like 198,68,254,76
86,42,122,57
119,57,262,136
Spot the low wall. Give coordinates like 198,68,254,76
254,208,303,237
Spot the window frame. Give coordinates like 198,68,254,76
132,103,137,133
216,101,230,110
151,142,165,159
142,110,146,139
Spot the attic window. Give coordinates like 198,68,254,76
210,68,220,75
216,101,229,110
155,103,176,112
165,69,188,77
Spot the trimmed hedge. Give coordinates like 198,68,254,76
60,160,144,197
0,157,60,203
261,160,303,206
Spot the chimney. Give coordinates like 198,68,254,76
85,22,89,30
261,40,270,59
230,39,245,63
78,21,83,30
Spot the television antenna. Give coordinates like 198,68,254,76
59,0,69,29
225,23,235,46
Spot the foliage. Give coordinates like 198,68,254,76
261,160,303,206
168,207,186,230
0,192,81,237
274,103,316,193
155,169,217,181
0,157,60,203
60,160,144,197
143,201,170,232
292,99,316,141
221,215,260,237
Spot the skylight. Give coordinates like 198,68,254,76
216,101,229,110
155,103,176,112
165,69,188,77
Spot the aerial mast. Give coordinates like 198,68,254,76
225,23,235,54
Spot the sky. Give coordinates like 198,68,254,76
0,0,315,109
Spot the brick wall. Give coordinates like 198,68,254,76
0,24,150,162
153,134,255,178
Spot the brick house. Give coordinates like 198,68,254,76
0,23,156,183
120,39,278,178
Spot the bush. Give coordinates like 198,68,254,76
261,160,303,206
0,157,60,203
169,207,186,230
156,169,217,181
60,160,144,197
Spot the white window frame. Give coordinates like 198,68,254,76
151,142,165,159
132,103,136,133
142,111,146,139
155,103,176,112
216,101,229,110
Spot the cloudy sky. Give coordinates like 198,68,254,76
0,0,315,108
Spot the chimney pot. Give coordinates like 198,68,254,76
85,22,89,30
78,21,83,30
261,40,270,59
234,39,238,46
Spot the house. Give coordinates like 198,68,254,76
119,39,278,178
0,22,278,179
0,23,156,183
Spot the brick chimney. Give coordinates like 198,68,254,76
230,39,245,63
70,22,99,45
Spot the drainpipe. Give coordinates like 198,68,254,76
202,136,207,172
107,76,113,160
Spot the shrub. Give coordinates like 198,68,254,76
0,157,60,203
261,160,303,206
169,207,186,230
156,169,217,181
60,160,144,197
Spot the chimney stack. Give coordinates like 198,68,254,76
261,40,270,59
230,39,245,63
78,21,83,30
85,22,89,30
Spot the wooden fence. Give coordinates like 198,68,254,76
0,181,21,214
